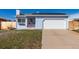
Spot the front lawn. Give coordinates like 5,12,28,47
0,30,42,49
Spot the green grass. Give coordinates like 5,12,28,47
0,30,42,49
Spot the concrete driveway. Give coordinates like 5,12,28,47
42,29,79,49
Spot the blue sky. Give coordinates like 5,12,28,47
0,9,16,20
0,9,79,20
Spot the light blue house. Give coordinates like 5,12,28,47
16,10,68,29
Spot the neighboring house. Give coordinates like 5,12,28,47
16,10,68,29
68,13,79,30
69,20,79,30
0,18,7,30
0,18,16,30
1,21,16,30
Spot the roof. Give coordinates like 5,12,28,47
0,18,7,21
32,13,66,15
0,18,12,21
16,13,68,18
68,13,79,21
69,13,79,19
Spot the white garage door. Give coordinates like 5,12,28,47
43,19,67,29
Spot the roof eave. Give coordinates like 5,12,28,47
16,15,68,17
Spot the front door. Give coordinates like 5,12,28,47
27,17,35,28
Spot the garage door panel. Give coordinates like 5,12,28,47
44,20,66,29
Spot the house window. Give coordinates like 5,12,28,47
18,19,25,25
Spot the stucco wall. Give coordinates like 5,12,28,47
1,22,16,30
16,18,27,29
0,19,7,30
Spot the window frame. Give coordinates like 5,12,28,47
17,18,25,25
